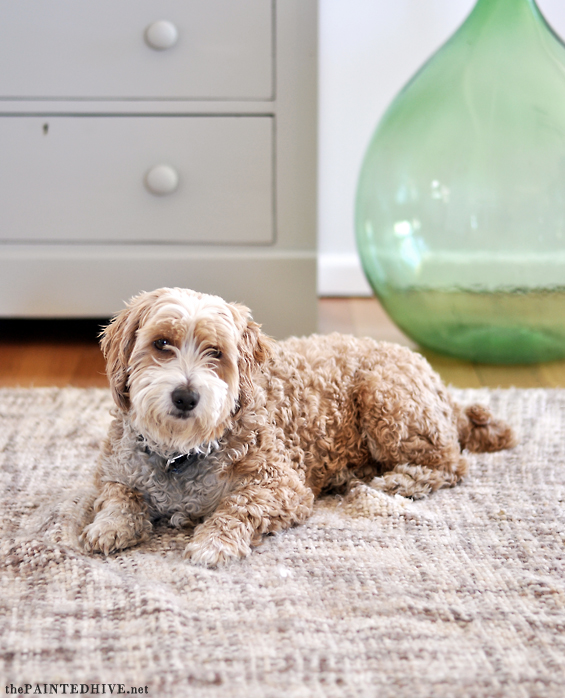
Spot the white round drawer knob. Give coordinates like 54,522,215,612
144,20,179,50
145,165,179,195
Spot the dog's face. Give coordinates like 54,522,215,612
101,287,270,454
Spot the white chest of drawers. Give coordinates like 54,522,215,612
0,0,317,338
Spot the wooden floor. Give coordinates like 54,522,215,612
0,297,564,389
0,318,109,389
319,298,565,389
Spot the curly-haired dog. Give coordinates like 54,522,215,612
80,287,516,566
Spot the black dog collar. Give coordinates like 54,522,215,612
165,451,201,473
137,435,202,475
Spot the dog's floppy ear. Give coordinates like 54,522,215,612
100,291,155,411
229,302,273,408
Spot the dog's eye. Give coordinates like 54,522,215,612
153,338,172,351
206,347,222,360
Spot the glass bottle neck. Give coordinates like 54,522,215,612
470,0,538,15
459,0,547,43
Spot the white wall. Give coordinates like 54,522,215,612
318,0,565,295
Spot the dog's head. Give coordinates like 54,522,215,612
101,287,272,453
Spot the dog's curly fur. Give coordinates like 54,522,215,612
81,287,516,566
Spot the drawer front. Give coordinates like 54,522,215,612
0,0,272,100
0,116,274,245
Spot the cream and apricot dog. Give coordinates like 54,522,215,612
81,287,515,566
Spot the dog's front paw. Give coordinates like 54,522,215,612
184,521,252,567
80,510,152,555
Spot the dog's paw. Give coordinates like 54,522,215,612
184,523,252,567
80,510,151,555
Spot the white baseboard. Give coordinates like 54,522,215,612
317,252,373,297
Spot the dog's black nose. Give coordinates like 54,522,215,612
171,386,200,414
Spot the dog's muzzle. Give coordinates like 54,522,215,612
171,385,200,417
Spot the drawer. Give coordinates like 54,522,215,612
0,116,274,245
0,0,272,100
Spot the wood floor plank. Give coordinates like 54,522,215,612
0,318,106,388
539,360,565,389
350,298,416,347
0,300,563,389
418,350,483,389
318,297,355,335
0,344,24,384
70,345,108,388
319,298,565,389
474,364,547,389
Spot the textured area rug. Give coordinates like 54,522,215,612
1,387,565,697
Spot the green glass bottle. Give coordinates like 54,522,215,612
356,0,565,364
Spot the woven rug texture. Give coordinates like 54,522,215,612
1,386,565,697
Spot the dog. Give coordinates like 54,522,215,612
80,287,516,566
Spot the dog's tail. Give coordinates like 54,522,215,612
458,403,517,453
